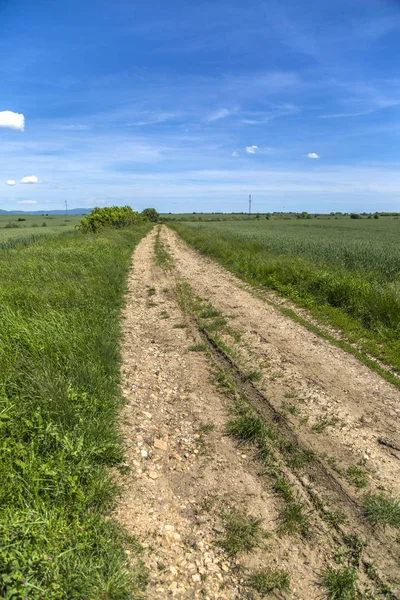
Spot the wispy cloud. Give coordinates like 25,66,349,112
307,152,319,159
246,145,258,154
6,180,16,186
17,200,37,204
56,124,91,131
232,151,239,157
0,110,25,131
126,112,180,127
207,108,234,122
21,175,39,184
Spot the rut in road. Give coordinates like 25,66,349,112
115,227,400,599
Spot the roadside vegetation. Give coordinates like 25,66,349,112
171,217,400,373
0,224,151,598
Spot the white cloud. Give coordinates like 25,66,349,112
0,111,25,131
16,200,37,204
207,108,233,122
20,175,39,184
307,152,319,159
6,180,16,186
246,145,258,154
232,151,239,157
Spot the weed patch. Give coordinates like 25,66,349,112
322,566,358,600
364,493,400,528
249,567,290,595
218,510,263,556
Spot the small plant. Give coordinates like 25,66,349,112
347,465,367,489
199,423,215,434
322,566,358,599
41,221,47,227
199,307,221,319
188,343,206,352
282,401,299,415
173,322,187,329
278,501,309,536
364,493,400,528
202,315,227,332
335,535,364,567
227,414,264,444
245,369,262,382
312,415,339,433
218,510,263,556
273,476,293,503
147,287,156,297
249,566,290,595
160,310,170,319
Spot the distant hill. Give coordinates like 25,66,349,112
0,208,91,215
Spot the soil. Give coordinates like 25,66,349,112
114,226,400,599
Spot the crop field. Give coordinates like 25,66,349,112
0,214,81,249
171,217,400,372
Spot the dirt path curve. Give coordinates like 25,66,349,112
115,228,332,600
162,226,400,498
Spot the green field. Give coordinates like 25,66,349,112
171,217,400,373
0,214,81,249
0,225,151,598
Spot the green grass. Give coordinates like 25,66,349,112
0,225,151,598
363,493,400,528
154,225,174,269
218,510,263,556
347,466,367,489
312,415,339,433
322,566,358,599
171,218,400,374
244,369,263,382
249,566,290,595
188,343,207,352
278,500,309,536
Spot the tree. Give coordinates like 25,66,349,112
79,206,142,233
141,208,159,222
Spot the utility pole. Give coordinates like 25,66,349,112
248,194,252,218
65,200,68,217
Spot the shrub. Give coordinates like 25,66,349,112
350,214,362,219
17,217,26,222
4,222,20,229
78,206,143,233
141,207,159,222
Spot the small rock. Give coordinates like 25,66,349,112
149,471,159,479
141,449,148,458
154,438,168,451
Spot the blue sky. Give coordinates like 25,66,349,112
1,0,399,213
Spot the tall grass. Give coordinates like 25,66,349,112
171,219,400,372
0,226,150,599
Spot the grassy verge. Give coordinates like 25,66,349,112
170,223,400,377
0,225,151,599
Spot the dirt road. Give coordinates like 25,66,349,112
115,226,400,599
